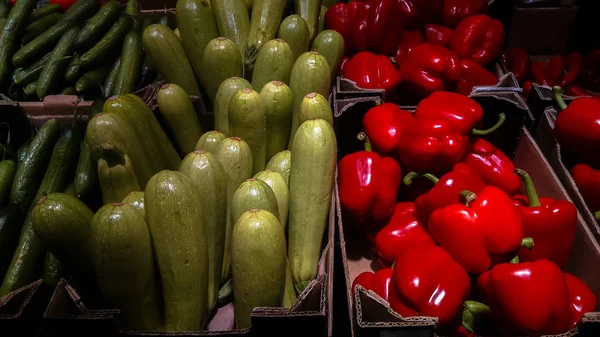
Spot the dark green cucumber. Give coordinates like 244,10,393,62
0,160,16,207
23,81,38,100
75,66,110,94
277,14,310,63
103,56,121,98
61,86,76,95
12,0,100,67
245,0,287,66
294,0,320,41
0,0,37,87
251,39,293,90
124,0,141,33
0,204,26,279
229,88,266,174
139,16,156,87
13,52,51,86
195,131,226,153
202,37,243,105
212,0,250,59
311,29,344,83
74,138,98,199
37,26,80,100
97,143,141,205
29,4,61,22
112,30,142,95
22,13,63,44
7,83,23,101
17,140,30,164
260,81,293,161
79,15,132,68
74,0,121,52
0,1,10,19
214,77,252,136
64,54,82,84
42,252,62,287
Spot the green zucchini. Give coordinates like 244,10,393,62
113,30,142,95
22,13,63,44
139,16,156,87
212,0,250,59
288,119,335,292
0,204,26,279
157,83,203,156
282,260,296,308
98,143,141,205
260,81,293,159
61,86,76,95
13,52,51,87
245,0,287,66
265,150,291,185
195,131,226,153
231,178,279,227
145,170,208,331
202,37,244,105
74,0,121,52
29,4,61,22
158,15,174,29
75,66,110,94
64,54,82,84
214,77,252,136
37,26,80,100
298,92,333,126
0,1,12,19
245,0,253,10
0,0,37,87
0,160,16,207
317,5,326,36
252,39,294,90
64,182,76,196
311,29,344,83
121,191,144,217
277,14,310,63
254,170,288,229
229,88,266,175
79,15,131,68
232,209,285,329
179,150,227,313
294,0,320,41
103,56,121,98
23,81,38,100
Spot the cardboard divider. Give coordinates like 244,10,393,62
0,279,54,335
525,83,580,131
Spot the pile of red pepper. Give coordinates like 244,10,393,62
339,95,595,336
326,0,504,99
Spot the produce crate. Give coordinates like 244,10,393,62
0,279,54,336
525,83,592,131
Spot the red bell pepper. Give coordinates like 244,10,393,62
414,91,484,134
502,48,531,84
399,44,461,97
392,245,471,326
461,138,521,196
374,202,436,265
395,30,425,65
352,271,375,296
554,86,600,168
561,52,583,88
403,164,487,223
425,24,455,47
450,15,505,67
342,52,402,93
50,0,79,11
512,169,577,268
477,260,572,336
397,117,468,174
442,0,488,29
571,163,600,213
362,103,414,154
352,269,418,316
547,55,566,86
338,132,402,222
567,85,600,100
564,273,597,329
397,0,443,29
532,61,550,86
523,81,533,99
457,60,499,96
579,48,600,92
429,186,524,274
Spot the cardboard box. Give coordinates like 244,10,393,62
0,280,54,335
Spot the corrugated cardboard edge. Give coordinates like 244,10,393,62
0,279,45,319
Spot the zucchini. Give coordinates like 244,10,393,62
0,0,37,87
298,92,333,126
17,140,30,164
139,16,156,87
311,29,344,83
294,0,320,41
252,39,294,90
202,37,244,105
316,5,326,36
282,260,296,308
75,66,110,94
214,77,252,136
265,150,291,185
158,15,174,29
261,81,293,160
60,86,76,95
277,14,310,63
173,27,180,38
231,178,279,226
23,81,37,100
229,88,266,175
64,54,82,84
245,0,287,66
22,13,63,44
0,160,16,206
245,0,253,10
103,56,121,98
79,15,132,68
121,191,144,217
64,182,76,196
214,137,252,283
254,170,288,229
29,4,61,22
12,0,100,67
145,170,208,331
288,119,335,292
157,83,203,156
89,97,105,118
232,209,286,329
42,252,62,287
113,30,142,95
212,0,250,58
13,52,50,86
37,26,80,100
0,204,26,280
0,1,11,19
98,143,141,205
179,150,227,313
195,131,226,153
91,202,162,331
74,0,121,52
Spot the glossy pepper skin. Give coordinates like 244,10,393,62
502,48,531,84
429,186,524,274
400,44,461,96
532,61,550,86
362,103,414,154
442,0,488,28
461,138,521,196
547,55,566,87
374,202,436,265
450,15,505,67
425,24,455,47
338,133,402,222
392,245,471,326
414,91,484,134
579,48,600,92
370,268,418,316
567,85,600,100
477,260,572,336
512,169,577,268
395,30,425,65
571,164,600,213
397,0,443,29
564,273,597,329
343,52,402,93
561,53,583,88
457,60,498,96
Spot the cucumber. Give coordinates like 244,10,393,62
202,37,244,105
103,56,121,98
195,131,226,153
60,86,76,95
282,260,296,308
90,202,162,331
157,83,203,156
112,30,142,95
17,140,30,164
176,0,218,91
0,0,37,87
311,30,344,83
64,54,82,84
265,150,291,185
23,81,38,100
37,26,79,100
142,24,202,97
29,4,61,22
0,1,8,19
260,81,293,159
7,82,23,101
145,170,208,331
14,52,52,86
158,15,174,29
122,191,144,217
214,77,252,136
79,15,131,68
32,193,94,273
245,0,287,66
229,88,266,175
287,51,330,148
252,39,294,90
64,182,76,196
316,5,326,36
254,170,288,229
98,143,141,205
212,0,250,58
74,0,121,51
75,66,110,94
179,150,227,313
125,0,140,32
0,204,26,280
214,137,252,283
277,14,310,63
0,160,16,207
298,92,333,126
288,119,335,292
12,0,100,67
22,13,63,44
294,0,320,41
42,252,62,287
232,209,286,329
139,15,156,86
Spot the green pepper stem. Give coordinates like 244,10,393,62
472,113,506,136
403,172,440,186
553,86,568,111
462,301,492,333
595,211,600,222
357,132,372,152
514,168,541,207
460,190,477,207
521,237,534,250
510,255,520,264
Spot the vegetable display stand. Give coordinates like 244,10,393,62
0,279,54,335
526,83,586,131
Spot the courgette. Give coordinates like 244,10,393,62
202,37,244,105
98,143,141,205
13,52,50,86
75,66,110,94
265,150,291,185
298,92,333,126
64,54,82,84
254,170,288,229
112,30,142,95
195,131,226,153
0,204,26,280
214,77,252,136
260,81,293,159
103,56,121,98
0,1,11,19
294,0,320,41
212,0,250,58
282,260,296,308
245,0,287,66
251,39,293,90
317,5,326,35
0,0,37,87
29,4,61,22
158,14,174,29
121,191,144,217
0,160,16,207
37,26,80,100
79,15,131,68
22,13,63,44
139,16,156,87
229,88,266,174
277,14,310,63
231,178,279,226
